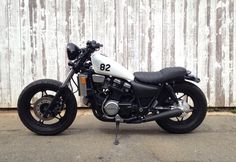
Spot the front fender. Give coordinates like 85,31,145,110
184,70,200,83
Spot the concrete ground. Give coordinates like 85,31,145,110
0,110,236,162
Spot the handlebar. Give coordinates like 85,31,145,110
86,40,103,50
72,40,102,72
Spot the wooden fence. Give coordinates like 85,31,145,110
0,0,235,107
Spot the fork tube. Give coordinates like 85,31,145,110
62,69,75,87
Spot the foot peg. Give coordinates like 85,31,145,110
113,115,123,145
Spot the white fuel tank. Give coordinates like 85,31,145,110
91,53,134,81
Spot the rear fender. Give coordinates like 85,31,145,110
184,70,200,83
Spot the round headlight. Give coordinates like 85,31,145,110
66,43,80,60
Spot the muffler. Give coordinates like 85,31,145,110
144,109,183,122
123,108,183,123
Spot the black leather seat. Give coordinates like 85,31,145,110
134,67,187,84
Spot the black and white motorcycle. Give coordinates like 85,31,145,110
18,40,207,144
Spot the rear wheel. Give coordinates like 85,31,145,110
17,79,77,135
156,82,207,133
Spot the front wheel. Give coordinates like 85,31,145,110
17,79,77,135
156,82,207,133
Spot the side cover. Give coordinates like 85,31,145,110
91,52,134,81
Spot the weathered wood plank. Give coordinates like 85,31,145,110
215,0,225,106
115,0,126,68
121,0,129,69
0,0,11,107
8,0,22,107
207,0,217,106
77,0,86,44
183,0,188,68
174,0,185,67
45,0,58,80
127,0,140,72
228,0,234,106
197,0,208,102
39,0,47,79
56,0,67,81
91,0,105,51
162,0,175,68
150,0,163,71
185,0,197,74
222,0,231,106
104,0,116,60
139,0,150,71
233,0,236,106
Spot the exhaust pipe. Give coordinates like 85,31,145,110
123,109,183,123
144,109,183,122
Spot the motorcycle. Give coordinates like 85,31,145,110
18,40,207,145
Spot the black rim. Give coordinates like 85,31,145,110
23,86,70,127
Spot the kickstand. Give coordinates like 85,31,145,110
114,121,120,145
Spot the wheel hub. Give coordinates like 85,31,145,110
33,96,63,121
173,100,191,117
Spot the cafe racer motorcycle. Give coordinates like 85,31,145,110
18,40,207,144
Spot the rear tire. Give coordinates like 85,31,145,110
156,82,207,133
17,79,77,135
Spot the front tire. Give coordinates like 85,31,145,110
156,82,207,133
17,79,77,135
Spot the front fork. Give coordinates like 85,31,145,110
43,69,75,117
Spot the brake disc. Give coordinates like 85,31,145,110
33,96,63,121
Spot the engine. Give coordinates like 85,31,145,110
103,100,120,116
92,74,134,117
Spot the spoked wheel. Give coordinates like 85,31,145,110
156,82,207,134
18,79,77,135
